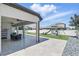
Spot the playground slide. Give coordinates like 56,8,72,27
44,29,51,34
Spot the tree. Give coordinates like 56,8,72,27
69,14,79,29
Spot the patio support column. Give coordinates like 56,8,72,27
0,16,1,54
16,26,18,34
22,25,25,39
22,25,26,48
36,21,40,43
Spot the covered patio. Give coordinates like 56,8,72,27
1,35,48,55
0,3,45,55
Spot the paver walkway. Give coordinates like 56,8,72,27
7,39,67,56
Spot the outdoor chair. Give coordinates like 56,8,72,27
10,33,22,40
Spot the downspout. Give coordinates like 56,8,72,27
0,16,1,54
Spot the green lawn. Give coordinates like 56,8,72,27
26,32,69,40
41,34,69,40
27,32,36,35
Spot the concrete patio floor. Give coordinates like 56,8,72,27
1,35,48,55
7,39,67,56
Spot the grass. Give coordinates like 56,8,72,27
27,32,36,35
41,34,69,40
26,32,69,40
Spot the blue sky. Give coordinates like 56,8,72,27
19,3,79,28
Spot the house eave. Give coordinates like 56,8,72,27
3,3,42,21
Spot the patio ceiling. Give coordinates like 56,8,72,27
12,21,35,26
1,16,35,27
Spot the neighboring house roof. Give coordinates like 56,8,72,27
55,23,66,25
3,3,42,21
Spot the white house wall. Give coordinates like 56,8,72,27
1,17,13,40
0,4,39,22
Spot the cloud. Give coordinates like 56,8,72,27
30,3,57,17
43,10,74,21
